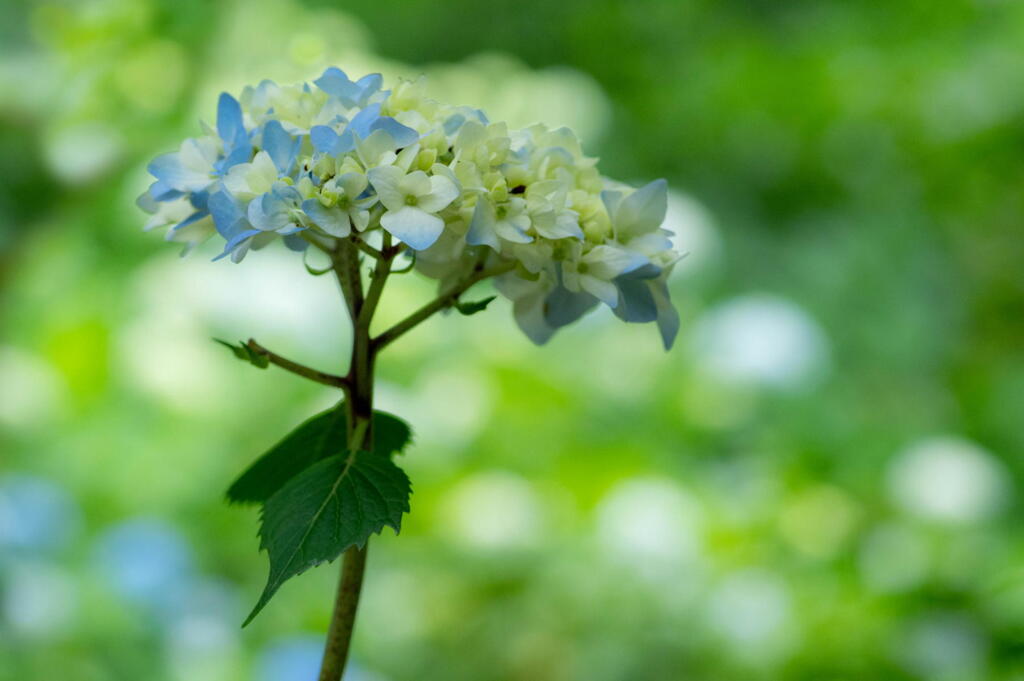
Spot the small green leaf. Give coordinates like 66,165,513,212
455,295,496,316
243,451,411,626
214,339,269,369
227,406,413,505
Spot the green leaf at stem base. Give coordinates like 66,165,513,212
243,450,411,626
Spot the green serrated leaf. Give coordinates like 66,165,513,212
214,339,269,369
227,406,413,505
455,295,496,316
243,451,411,626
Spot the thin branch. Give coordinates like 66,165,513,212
372,261,515,351
352,237,384,261
246,339,351,392
358,233,395,329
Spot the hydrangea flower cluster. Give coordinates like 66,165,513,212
140,68,680,348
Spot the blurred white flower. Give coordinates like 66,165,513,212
594,477,704,580
44,122,124,185
887,436,1010,524
0,561,78,637
691,294,830,391
127,249,348,378
439,471,544,551
706,569,798,662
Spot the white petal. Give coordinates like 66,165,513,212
418,175,460,213
399,170,432,198
355,129,398,168
350,209,370,232
381,206,445,251
581,275,619,307
533,210,583,240
336,172,368,198
614,179,668,239
395,143,421,172
584,244,648,279
494,218,532,244
222,163,253,196
367,165,407,211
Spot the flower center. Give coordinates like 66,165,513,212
404,195,419,206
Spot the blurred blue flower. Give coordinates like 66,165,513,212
256,636,380,681
256,635,325,681
92,518,194,614
0,474,80,556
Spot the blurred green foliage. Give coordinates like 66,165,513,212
1,1,1023,680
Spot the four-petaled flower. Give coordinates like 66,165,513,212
302,173,375,238
368,166,459,250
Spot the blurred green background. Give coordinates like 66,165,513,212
2,0,1023,679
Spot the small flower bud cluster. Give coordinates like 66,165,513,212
140,69,679,347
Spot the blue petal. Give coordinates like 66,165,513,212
215,143,252,176
345,103,382,140
148,180,183,202
310,125,341,154
651,278,679,350
216,93,245,147
335,106,415,155
189,189,210,212
147,153,191,187
314,67,360,101
283,233,309,251
213,228,261,261
544,285,599,328
613,276,658,323
355,73,383,96
513,293,558,346
444,114,466,136
371,117,419,147
208,190,245,239
262,120,299,174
